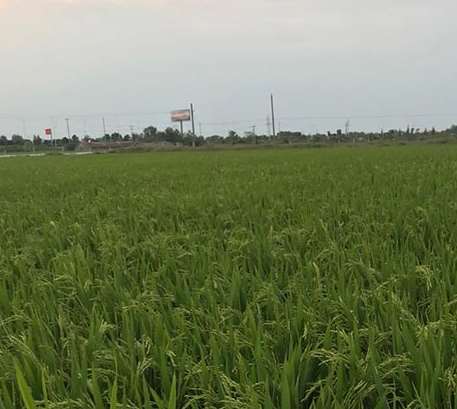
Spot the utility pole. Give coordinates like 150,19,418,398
102,117,107,143
199,122,203,138
65,118,71,139
83,119,88,139
48,117,53,147
266,115,271,138
21,119,27,141
345,119,352,143
21,119,32,151
50,117,56,148
270,94,276,139
252,125,257,144
190,103,196,148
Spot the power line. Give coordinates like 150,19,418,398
1,104,456,138
65,118,71,139
280,113,457,121
201,118,266,126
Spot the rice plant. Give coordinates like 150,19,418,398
1,146,457,408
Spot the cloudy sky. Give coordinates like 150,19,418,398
0,0,456,137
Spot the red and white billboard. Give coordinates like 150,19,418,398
45,128,52,137
171,109,191,122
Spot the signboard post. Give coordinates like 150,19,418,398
190,103,196,148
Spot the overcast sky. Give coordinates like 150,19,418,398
1,0,456,137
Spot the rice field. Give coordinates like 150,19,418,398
1,146,457,408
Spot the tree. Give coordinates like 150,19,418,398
33,135,42,145
111,132,122,142
71,135,80,143
207,135,223,144
0,135,7,145
144,126,158,142
183,131,202,146
11,134,24,144
163,127,182,144
226,130,240,145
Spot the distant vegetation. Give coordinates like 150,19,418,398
2,146,457,408
1,124,457,153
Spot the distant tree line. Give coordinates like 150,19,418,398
1,124,457,150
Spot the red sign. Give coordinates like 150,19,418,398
45,128,52,136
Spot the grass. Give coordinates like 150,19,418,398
1,146,457,408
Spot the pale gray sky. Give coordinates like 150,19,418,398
1,0,456,137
